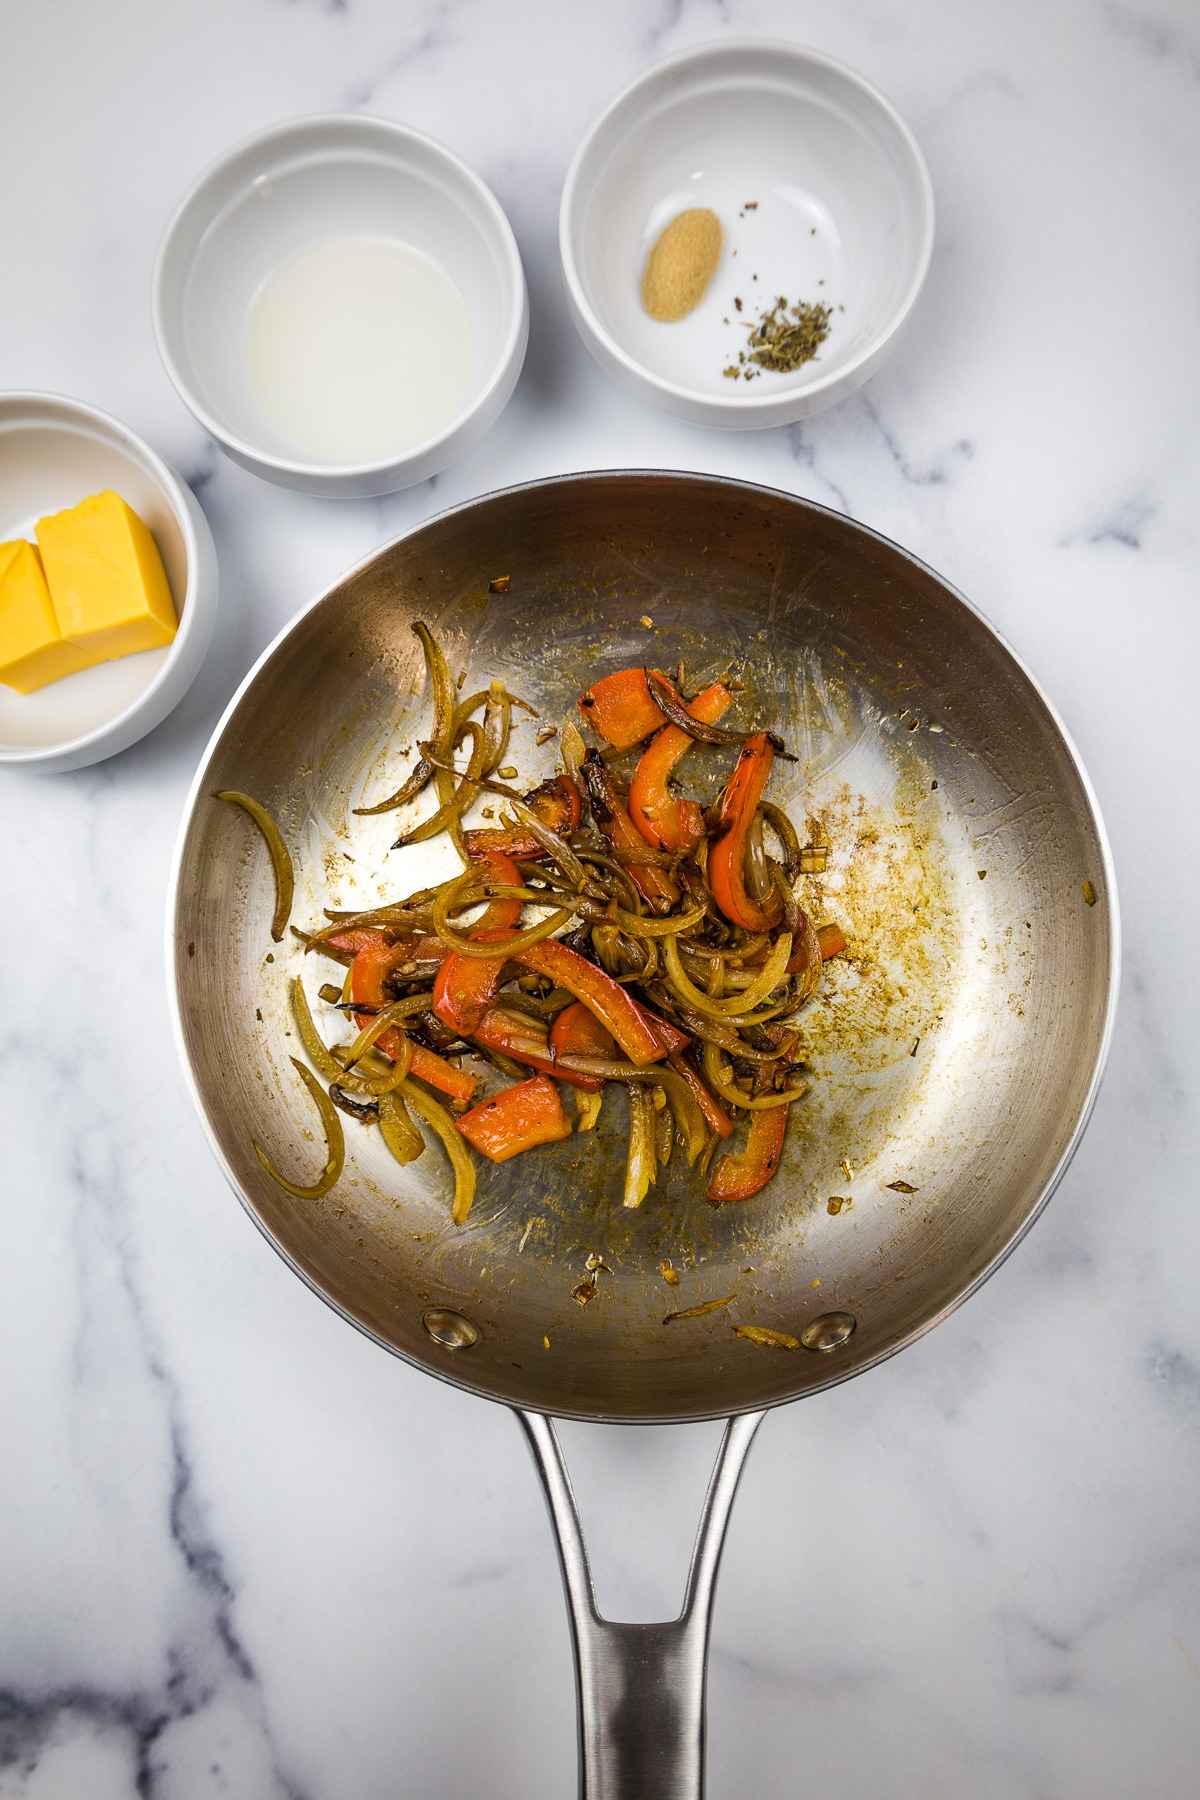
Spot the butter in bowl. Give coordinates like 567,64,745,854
1,490,177,694
0,392,218,774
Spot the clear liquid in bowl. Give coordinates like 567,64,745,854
245,235,475,466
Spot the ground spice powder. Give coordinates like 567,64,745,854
641,208,723,321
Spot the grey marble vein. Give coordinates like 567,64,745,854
0,1102,310,1797
1078,496,1156,549
782,424,852,516
344,0,459,107
859,395,975,488
1102,1,1200,80
642,0,733,57
1144,1340,1200,1415
180,438,221,501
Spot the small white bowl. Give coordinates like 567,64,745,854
560,40,934,429
0,392,218,774
153,114,529,498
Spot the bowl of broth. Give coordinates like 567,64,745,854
154,115,529,497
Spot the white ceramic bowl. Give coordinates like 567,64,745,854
0,392,218,774
153,114,529,498
560,40,934,429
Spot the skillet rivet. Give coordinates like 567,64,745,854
801,1311,857,1353
422,1308,481,1350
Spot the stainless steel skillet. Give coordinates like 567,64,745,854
168,472,1117,1797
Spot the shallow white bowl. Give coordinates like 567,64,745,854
0,392,218,774
154,114,529,498
560,40,934,429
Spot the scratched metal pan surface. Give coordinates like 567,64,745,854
168,472,1117,1424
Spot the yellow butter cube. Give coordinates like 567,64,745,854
0,540,91,693
37,490,177,663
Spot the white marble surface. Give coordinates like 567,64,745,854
2,1,1198,1794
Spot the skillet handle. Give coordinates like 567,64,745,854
516,1409,765,1800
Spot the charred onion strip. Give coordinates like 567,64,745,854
732,1324,800,1350
393,720,486,849
254,1058,345,1199
643,670,751,746
646,670,792,758
352,753,436,819
623,1085,657,1208
430,873,576,960
401,1079,476,1224
552,1057,705,1163
378,1090,425,1164
581,750,679,913
215,789,294,941
290,978,411,1098
353,621,455,816
700,1041,808,1112
661,932,793,1022
759,801,802,879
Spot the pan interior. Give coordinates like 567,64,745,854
172,474,1113,1421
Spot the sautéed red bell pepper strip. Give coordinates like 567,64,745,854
708,732,784,932
516,939,668,1066
350,936,477,1107
431,853,526,1034
629,682,732,853
706,1103,790,1204
472,1009,603,1091
463,775,582,860
669,1051,735,1140
817,923,847,961
580,750,679,912
550,1000,617,1062
578,668,668,750
457,1073,572,1163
